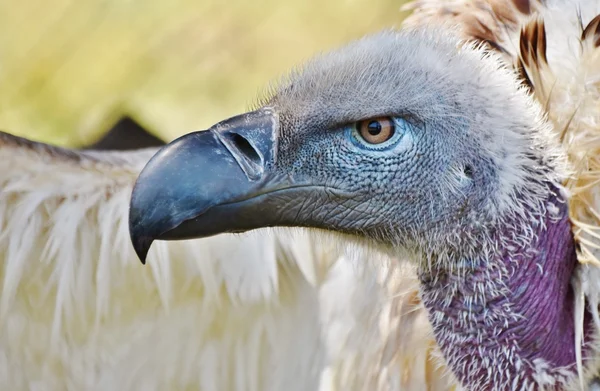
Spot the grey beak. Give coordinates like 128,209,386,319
129,108,285,264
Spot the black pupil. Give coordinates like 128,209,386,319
367,121,382,135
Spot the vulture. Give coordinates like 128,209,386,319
1,1,599,391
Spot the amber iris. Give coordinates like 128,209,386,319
357,117,395,144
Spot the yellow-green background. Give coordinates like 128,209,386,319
0,0,409,147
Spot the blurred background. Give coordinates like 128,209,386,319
0,0,410,147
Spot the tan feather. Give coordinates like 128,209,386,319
402,0,543,59
582,14,600,49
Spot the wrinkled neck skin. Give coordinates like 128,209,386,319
418,185,592,390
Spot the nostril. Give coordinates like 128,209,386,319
228,133,262,165
216,130,267,181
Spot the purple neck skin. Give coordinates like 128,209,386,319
419,190,592,390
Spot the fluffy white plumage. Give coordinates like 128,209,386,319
0,135,449,390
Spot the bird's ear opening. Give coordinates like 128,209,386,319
462,164,474,179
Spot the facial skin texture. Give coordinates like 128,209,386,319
262,29,560,258
129,29,592,390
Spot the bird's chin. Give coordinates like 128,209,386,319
130,182,352,264
155,185,351,241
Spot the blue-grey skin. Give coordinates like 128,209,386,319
129,29,587,389
130,30,519,262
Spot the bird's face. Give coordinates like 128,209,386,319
129,30,555,263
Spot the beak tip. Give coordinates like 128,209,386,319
131,232,152,265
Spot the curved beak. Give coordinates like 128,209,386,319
129,108,299,264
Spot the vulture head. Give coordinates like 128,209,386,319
129,29,591,389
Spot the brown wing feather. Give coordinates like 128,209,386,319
582,14,600,49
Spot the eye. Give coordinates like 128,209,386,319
348,116,409,151
356,117,395,144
